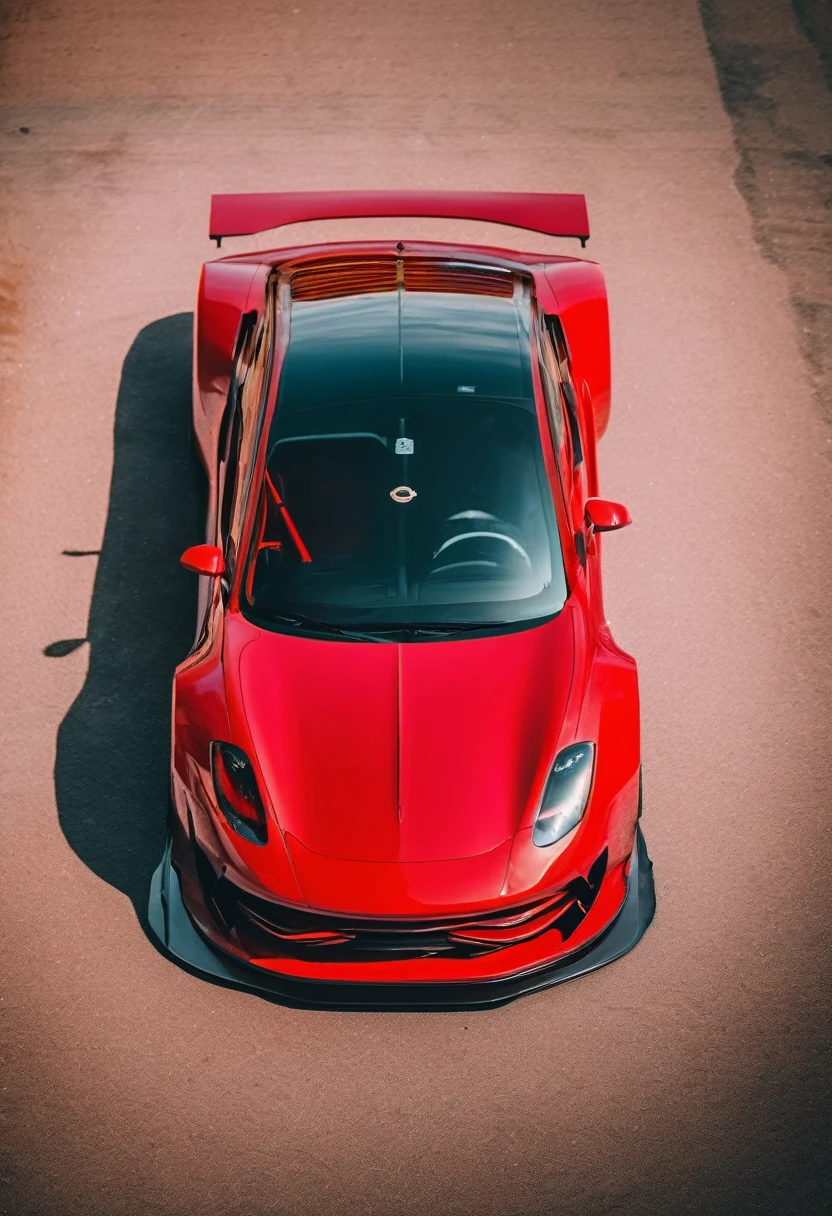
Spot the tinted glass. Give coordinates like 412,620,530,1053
241,286,567,634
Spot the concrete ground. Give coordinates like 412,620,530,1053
1,1,830,1213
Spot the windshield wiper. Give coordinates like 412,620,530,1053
271,613,393,643
269,614,498,642
394,622,494,638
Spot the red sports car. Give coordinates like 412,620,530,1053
148,190,655,1009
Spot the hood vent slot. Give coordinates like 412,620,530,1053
403,261,514,297
288,258,516,302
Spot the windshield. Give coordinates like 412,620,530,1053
240,282,567,636
242,393,567,633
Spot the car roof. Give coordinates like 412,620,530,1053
276,258,535,411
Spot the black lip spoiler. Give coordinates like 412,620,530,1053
208,190,590,249
147,829,653,1012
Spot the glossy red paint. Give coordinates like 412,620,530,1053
168,195,647,996
209,189,590,245
584,498,633,532
543,259,612,439
231,607,574,867
179,543,224,576
192,260,261,470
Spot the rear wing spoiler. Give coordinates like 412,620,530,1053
208,190,589,248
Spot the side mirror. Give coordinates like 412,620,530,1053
180,544,225,576
584,498,632,533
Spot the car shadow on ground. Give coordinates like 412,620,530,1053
53,313,206,929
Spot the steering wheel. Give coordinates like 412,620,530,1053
427,511,533,581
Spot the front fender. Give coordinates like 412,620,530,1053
172,622,304,906
503,629,640,895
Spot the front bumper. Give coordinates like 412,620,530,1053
147,828,655,1011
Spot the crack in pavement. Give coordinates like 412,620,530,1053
700,0,832,421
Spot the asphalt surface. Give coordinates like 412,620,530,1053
1,2,831,1213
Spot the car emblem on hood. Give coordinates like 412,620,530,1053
390,485,417,503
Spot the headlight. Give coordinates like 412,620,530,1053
210,741,268,845
532,742,595,847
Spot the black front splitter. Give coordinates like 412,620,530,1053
147,829,655,1011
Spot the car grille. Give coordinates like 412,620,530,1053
193,841,608,962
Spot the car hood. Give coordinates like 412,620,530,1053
228,609,575,865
